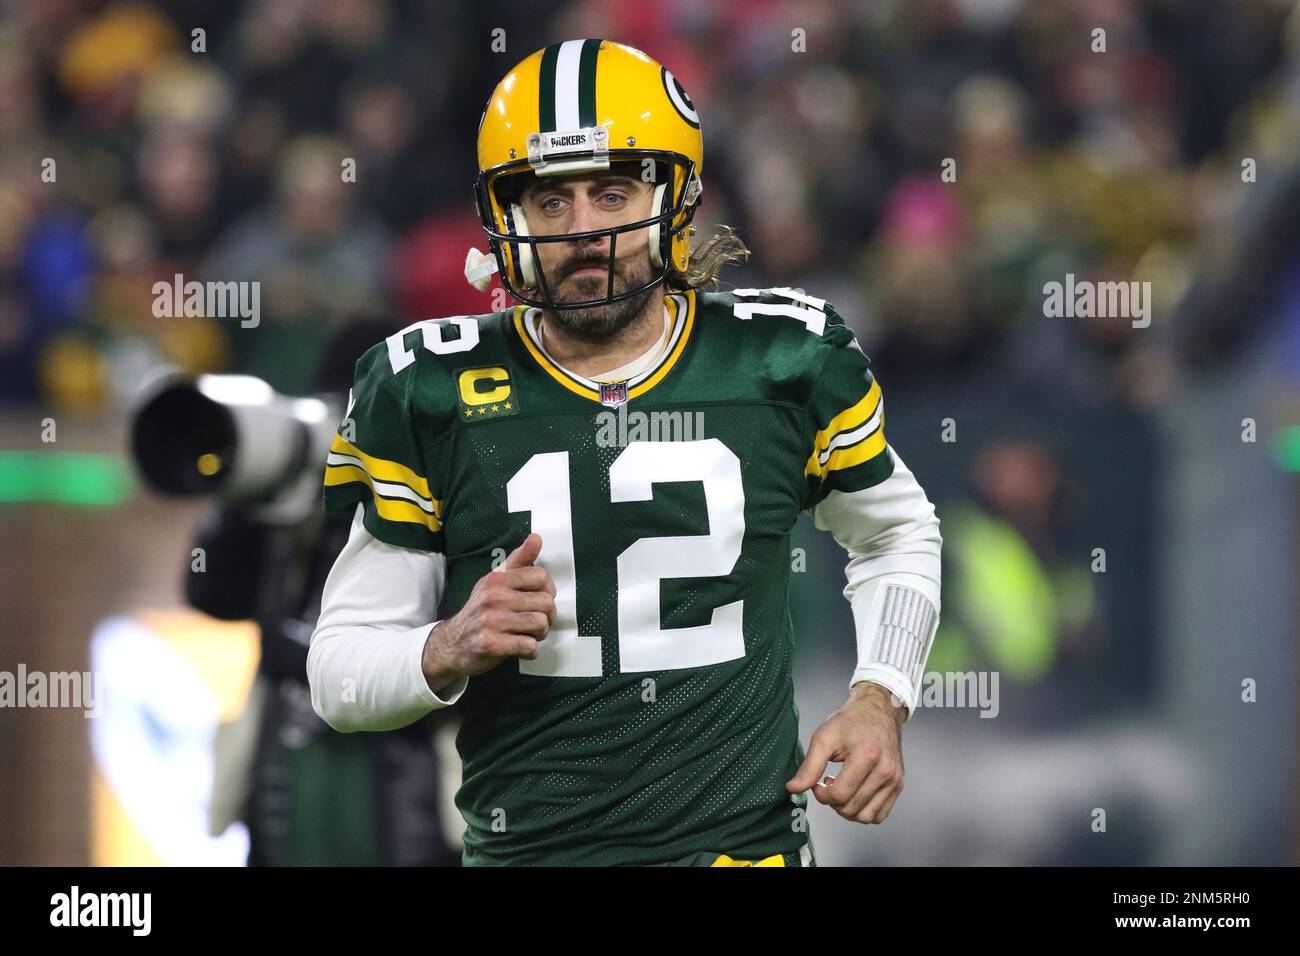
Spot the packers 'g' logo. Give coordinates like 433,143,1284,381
457,366,520,420
661,68,699,128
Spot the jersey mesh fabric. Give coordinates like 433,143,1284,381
323,289,891,864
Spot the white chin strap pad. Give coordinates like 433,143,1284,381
509,202,538,287
647,182,668,269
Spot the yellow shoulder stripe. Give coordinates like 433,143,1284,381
811,378,880,456
329,435,433,501
804,428,888,479
805,378,886,479
324,464,443,533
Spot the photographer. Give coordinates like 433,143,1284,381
178,319,462,866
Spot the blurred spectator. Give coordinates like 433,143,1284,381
1,0,1296,869
0,0,1291,410
201,134,390,393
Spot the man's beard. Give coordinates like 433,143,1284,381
540,253,658,342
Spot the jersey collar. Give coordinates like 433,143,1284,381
512,289,696,403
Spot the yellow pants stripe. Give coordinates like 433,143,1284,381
710,852,786,867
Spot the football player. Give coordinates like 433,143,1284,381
308,39,942,866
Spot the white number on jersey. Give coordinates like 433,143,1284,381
507,439,747,677
385,316,480,374
731,287,827,336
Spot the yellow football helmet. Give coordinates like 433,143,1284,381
471,39,704,310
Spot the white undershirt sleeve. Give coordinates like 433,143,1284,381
307,504,467,732
807,445,942,721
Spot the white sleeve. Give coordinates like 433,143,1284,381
808,445,942,720
307,504,468,732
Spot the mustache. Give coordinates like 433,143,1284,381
563,258,617,279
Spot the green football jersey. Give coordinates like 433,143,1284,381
322,287,894,865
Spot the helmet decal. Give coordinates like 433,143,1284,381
475,40,704,310
538,39,602,133
662,68,699,129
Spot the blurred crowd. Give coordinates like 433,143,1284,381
3,0,1297,864
2,0,1298,409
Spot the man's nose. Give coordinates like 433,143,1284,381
568,195,608,245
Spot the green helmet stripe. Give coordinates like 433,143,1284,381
539,39,602,133
538,43,560,132
577,38,601,128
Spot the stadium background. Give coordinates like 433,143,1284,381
0,0,1296,865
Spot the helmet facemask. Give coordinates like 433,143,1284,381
475,152,701,312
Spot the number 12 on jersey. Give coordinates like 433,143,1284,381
505,439,747,677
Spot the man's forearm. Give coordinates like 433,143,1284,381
308,505,465,732
809,446,943,720
308,619,452,731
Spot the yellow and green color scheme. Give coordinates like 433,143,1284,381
322,288,890,865
474,39,704,309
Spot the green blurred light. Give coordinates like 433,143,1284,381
1274,425,1300,472
0,451,134,506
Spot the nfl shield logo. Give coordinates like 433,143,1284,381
599,380,629,407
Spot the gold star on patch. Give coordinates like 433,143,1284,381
491,404,500,412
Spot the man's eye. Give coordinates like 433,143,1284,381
541,197,565,212
600,192,626,205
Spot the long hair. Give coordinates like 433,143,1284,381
665,224,751,291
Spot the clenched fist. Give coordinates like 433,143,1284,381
421,532,556,694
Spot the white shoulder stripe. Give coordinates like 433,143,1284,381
326,452,437,513
818,400,884,466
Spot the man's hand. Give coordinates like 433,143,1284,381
785,681,907,824
421,532,556,694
